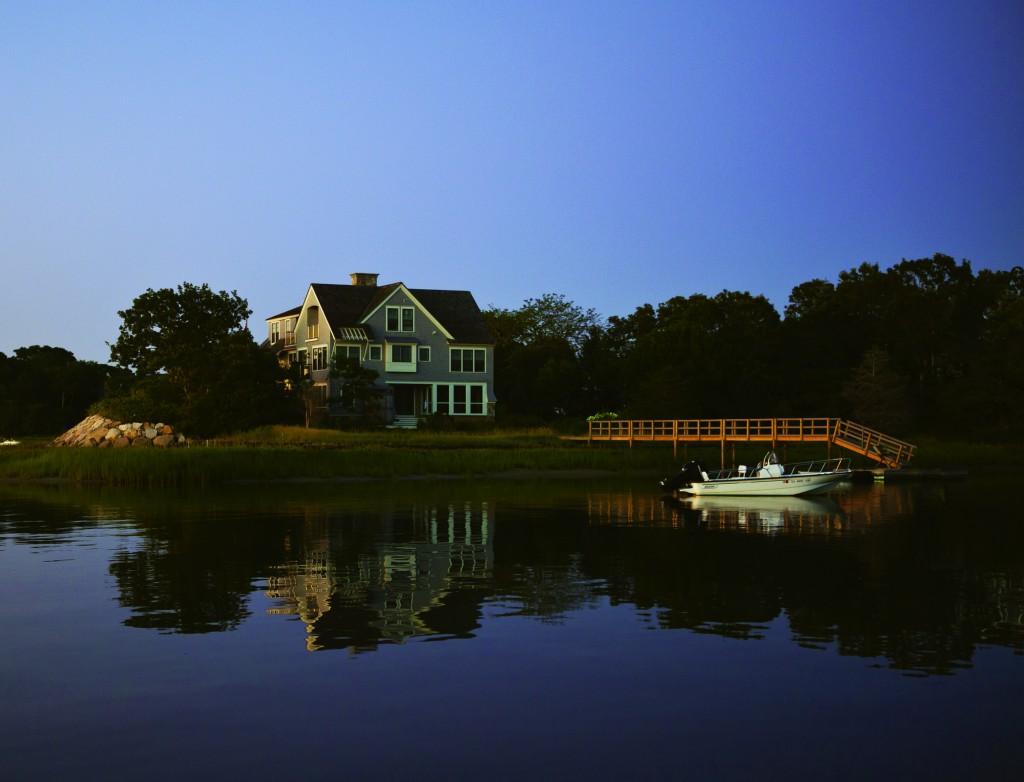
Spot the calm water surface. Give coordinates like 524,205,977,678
1,478,1022,780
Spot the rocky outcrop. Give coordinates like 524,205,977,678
52,415,187,448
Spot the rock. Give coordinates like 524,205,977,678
105,428,120,440
81,439,95,448
153,435,174,448
132,437,152,447
118,424,130,432
113,437,131,448
161,425,173,435
131,423,142,431
144,428,158,439
97,439,111,449
176,433,186,444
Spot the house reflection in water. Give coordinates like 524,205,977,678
265,501,493,652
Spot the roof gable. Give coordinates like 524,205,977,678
273,280,493,344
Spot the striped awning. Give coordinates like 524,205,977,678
337,326,370,342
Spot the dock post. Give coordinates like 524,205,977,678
720,438,725,469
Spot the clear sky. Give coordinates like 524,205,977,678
2,1,1021,362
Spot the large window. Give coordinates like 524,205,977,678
386,306,415,333
433,383,486,416
391,344,412,363
450,348,486,373
312,346,329,371
270,322,280,344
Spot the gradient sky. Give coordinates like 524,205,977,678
2,1,1022,362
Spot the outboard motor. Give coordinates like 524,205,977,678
660,460,707,493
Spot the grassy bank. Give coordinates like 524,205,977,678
0,428,679,487
0,426,1009,487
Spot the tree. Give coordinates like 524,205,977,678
106,283,289,436
0,345,117,435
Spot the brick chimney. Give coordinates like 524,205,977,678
350,272,379,287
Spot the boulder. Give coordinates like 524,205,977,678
144,428,158,439
153,435,174,448
113,437,131,448
161,425,173,435
132,437,153,447
104,428,120,441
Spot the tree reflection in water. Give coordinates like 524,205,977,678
0,479,1021,675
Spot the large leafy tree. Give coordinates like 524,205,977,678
107,283,289,436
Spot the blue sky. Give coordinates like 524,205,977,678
2,1,1021,362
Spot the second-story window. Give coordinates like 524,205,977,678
418,346,431,362
391,344,413,363
270,322,280,344
450,348,486,373
386,306,414,333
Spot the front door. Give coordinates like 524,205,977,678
393,385,415,416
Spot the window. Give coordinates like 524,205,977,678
391,344,412,363
339,345,360,362
418,346,431,362
470,385,484,415
297,349,308,376
436,385,449,414
306,306,319,340
433,383,486,416
313,384,328,407
453,385,466,415
312,346,329,371
270,322,280,344
386,305,414,333
368,344,382,361
288,351,297,366
450,348,486,373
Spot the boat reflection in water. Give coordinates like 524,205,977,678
680,494,844,534
587,483,920,535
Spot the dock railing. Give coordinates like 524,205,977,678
587,417,915,469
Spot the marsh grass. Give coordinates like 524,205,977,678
0,427,1007,487
0,436,678,488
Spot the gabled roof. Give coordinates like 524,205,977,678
410,289,493,344
273,281,493,344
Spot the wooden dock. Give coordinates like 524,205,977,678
585,418,916,469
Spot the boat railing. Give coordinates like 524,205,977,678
703,457,850,481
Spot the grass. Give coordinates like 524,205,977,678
0,429,679,488
0,425,1011,488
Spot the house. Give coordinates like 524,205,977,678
265,273,495,425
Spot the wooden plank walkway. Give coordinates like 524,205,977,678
585,418,915,469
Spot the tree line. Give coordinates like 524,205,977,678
484,253,1023,438
2,253,1020,439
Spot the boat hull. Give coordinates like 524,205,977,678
677,470,851,497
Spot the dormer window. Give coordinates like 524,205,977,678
307,306,319,340
386,306,414,333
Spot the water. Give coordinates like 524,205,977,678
1,478,1021,780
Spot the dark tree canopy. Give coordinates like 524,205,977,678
104,283,290,436
0,346,120,435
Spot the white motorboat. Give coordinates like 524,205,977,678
660,452,852,497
